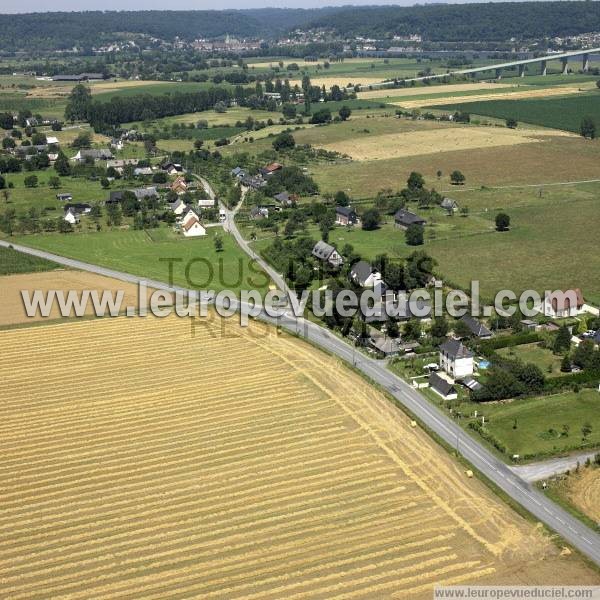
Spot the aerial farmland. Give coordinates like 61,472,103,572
1,312,598,598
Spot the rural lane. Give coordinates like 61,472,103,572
512,451,600,483
3,235,600,568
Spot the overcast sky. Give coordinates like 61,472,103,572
1,0,504,15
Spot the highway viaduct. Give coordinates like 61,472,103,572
362,47,600,90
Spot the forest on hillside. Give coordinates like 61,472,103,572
305,2,600,42
2,3,600,53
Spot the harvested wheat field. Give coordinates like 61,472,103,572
0,314,597,599
318,126,574,161
291,76,385,88
0,270,164,327
565,468,600,523
358,82,517,99
396,85,584,109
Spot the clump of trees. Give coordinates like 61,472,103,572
580,116,596,139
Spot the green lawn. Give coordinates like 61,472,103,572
390,354,600,460
13,227,271,295
433,90,600,133
498,343,564,378
1,170,109,211
0,245,60,275
93,81,230,102
481,389,600,457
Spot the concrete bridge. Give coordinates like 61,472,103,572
362,47,600,90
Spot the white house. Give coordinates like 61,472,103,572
45,135,59,146
543,288,584,318
63,208,80,225
311,241,344,268
182,217,206,238
170,199,187,216
439,338,474,379
181,207,200,228
350,260,384,289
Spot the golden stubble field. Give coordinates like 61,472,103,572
1,313,598,598
0,271,166,327
565,468,600,522
318,126,574,161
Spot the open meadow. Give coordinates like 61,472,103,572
0,312,598,598
433,90,600,133
12,227,272,295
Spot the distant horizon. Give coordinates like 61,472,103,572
0,0,555,16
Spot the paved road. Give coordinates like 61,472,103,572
3,235,600,567
513,451,600,483
199,177,294,300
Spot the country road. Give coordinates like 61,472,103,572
2,232,600,567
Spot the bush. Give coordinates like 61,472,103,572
272,131,295,151
495,212,510,232
310,109,332,125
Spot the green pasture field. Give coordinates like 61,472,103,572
1,170,110,212
499,73,600,86
497,343,565,378
0,245,60,275
419,196,600,303
93,81,231,102
132,107,283,129
389,358,600,459
0,93,66,120
433,90,600,133
481,389,600,457
13,227,271,295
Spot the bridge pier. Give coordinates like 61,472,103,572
541,60,547,76
518,64,526,77
561,58,569,74
583,53,590,72
495,68,503,80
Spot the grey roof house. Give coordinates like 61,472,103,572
428,372,458,400
460,315,493,339
312,241,344,268
350,260,384,288
394,209,427,229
